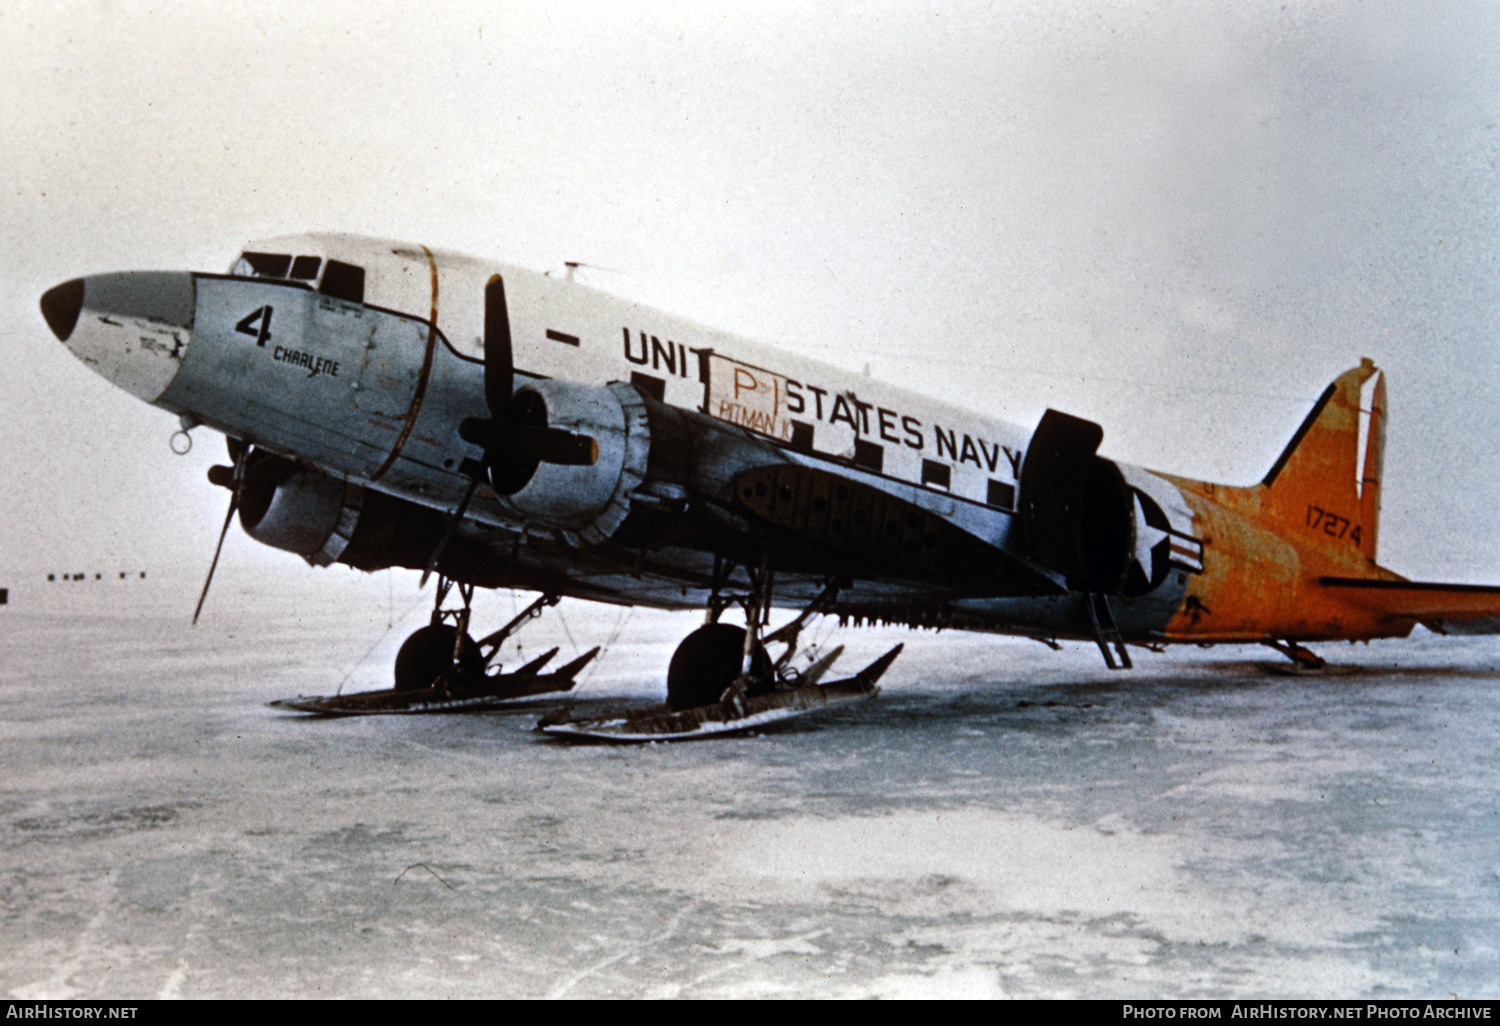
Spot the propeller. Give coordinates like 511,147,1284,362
419,275,597,585
193,437,251,625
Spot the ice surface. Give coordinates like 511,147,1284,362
2,570,1499,998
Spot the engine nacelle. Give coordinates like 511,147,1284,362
1018,409,1133,593
497,380,650,546
238,455,363,566
231,458,531,586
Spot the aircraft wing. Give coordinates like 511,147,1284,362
1319,577,1500,634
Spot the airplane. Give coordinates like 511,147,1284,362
37,234,1500,731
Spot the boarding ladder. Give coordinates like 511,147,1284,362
1086,592,1132,670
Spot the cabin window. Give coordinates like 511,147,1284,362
289,255,322,280
790,421,814,454
630,372,666,402
236,252,292,278
853,439,884,473
987,479,1015,510
921,460,951,489
319,260,366,303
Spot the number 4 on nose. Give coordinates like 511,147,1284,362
235,305,273,347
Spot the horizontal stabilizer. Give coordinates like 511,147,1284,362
1319,577,1500,633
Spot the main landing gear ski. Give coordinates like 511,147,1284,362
271,578,598,716
537,558,902,742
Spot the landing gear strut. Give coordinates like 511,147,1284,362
540,563,897,739
666,624,769,709
394,576,561,692
665,556,839,711
394,624,483,691
1263,638,1325,670
395,576,480,691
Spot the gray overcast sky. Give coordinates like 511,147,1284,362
2,0,1497,586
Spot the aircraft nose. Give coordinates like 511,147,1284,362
40,278,84,341
43,271,196,404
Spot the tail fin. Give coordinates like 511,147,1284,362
1259,359,1385,561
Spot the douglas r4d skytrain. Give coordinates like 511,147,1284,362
39,235,1500,738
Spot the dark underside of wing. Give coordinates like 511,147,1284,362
1319,577,1500,635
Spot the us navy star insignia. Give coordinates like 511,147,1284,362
1133,492,1169,580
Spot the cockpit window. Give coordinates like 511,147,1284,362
319,260,366,303
231,251,364,303
289,255,322,280
237,252,292,277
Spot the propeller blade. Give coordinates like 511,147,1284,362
515,426,598,466
193,447,249,625
471,282,594,488
192,495,237,626
458,416,502,450
419,473,482,588
458,417,595,485
483,275,513,417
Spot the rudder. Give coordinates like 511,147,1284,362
1358,368,1386,561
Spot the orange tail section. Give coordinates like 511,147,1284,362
1166,359,1500,641
1256,358,1384,567
1160,359,1391,641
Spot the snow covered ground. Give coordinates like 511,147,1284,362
3,569,1498,998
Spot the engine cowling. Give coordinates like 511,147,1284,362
495,380,650,546
227,456,525,584
238,455,363,567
